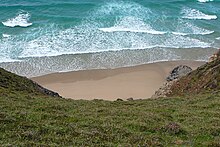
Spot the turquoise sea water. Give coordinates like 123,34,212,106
0,0,220,76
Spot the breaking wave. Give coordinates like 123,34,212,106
181,7,217,20
99,16,166,35
197,0,213,3
2,11,32,28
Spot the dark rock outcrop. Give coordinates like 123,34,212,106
166,65,192,82
169,58,220,96
33,82,61,97
152,56,220,98
116,98,123,101
152,65,193,98
127,97,134,101
151,80,176,98
209,49,220,63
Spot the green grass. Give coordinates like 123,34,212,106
1,91,220,146
169,59,220,97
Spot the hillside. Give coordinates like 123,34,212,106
0,64,220,146
0,68,61,98
169,58,220,96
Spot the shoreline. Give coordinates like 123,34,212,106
32,60,205,101
0,47,215,77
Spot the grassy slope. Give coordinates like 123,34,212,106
169,59,220,97
0,68,60,97
0,67,41,95
0,63,220,146
1,91,220,146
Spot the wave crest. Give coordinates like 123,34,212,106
99,17,214,36
93,1,152,19
181,8,217,20
2,11,32,28
99,16,165,35
197,0,213,3
173,21,214,35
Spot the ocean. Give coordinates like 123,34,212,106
0,0,220,77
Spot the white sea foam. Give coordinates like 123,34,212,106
0,3,213,62
2,34,11,38
171,32,188,36
216,37,220,40
94,1,152,19
0,19,210,60
197,0,213,3
18,25,210,58
0,57,20,63
181,8,217,20
99,27,166,35
171,30,214,36
173,21,214,35
99,16,166,35
2,11,32,27
162,35,210,48
99,17,214,36
194,31,214,35
0,34,24,63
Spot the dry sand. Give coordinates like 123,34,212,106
32,60,205,100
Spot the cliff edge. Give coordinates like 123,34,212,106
168,57,220,96
0,68,61,97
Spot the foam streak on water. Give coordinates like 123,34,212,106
197,0,213,3
181,7,217,20
99,16,166,35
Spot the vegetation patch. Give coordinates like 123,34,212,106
169,59,220,96
1,92,220,146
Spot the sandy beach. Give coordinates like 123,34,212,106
32,60,205,100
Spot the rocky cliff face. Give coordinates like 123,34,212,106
0,68,61,98
153,57,220,98
152,65,193,98
168,58,220,97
